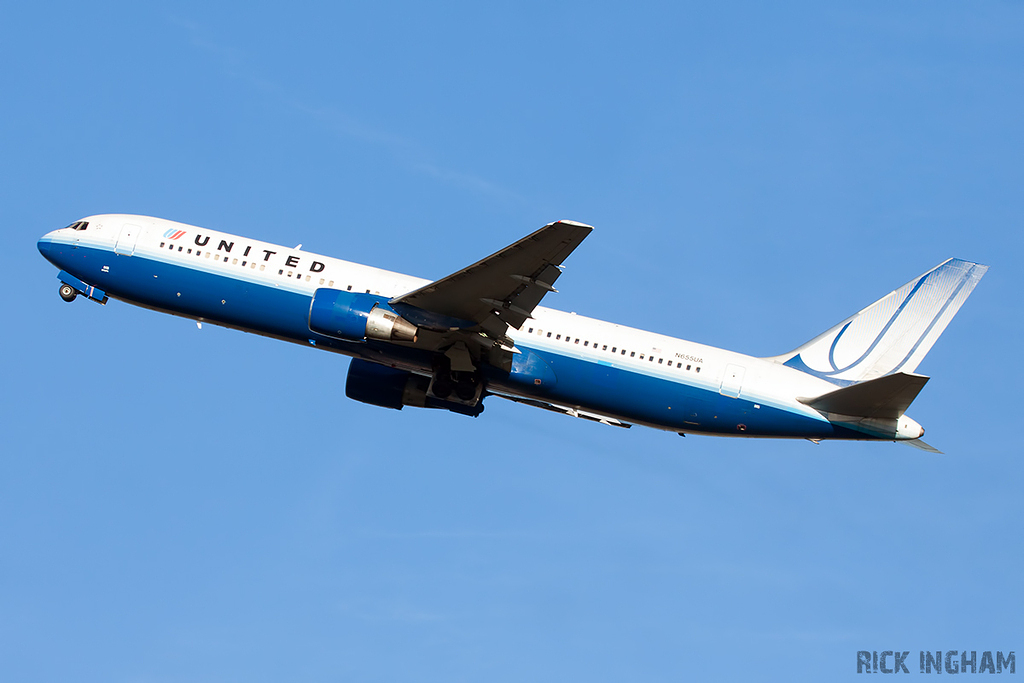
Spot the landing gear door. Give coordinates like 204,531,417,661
114,223,142,256
720,364,745,398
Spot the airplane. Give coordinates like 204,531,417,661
37,215,986,450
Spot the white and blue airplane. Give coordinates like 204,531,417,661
38,215,986,450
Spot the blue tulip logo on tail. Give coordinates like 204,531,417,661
773,259,988,386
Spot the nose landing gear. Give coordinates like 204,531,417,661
54,273,108,304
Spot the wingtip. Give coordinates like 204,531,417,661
556,219,594,229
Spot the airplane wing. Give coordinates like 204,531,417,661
390,220,593,349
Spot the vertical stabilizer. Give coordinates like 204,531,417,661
770,258,987,385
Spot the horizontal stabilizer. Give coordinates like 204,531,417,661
799,372,929,419
902,438,943,454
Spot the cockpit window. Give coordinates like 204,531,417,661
64,221,89,231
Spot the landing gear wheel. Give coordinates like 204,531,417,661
432,376,453,399
59,283,77,302
431,356,454,399
455,374,478,401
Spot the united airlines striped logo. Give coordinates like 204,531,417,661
163,229,186,240
782,258,987,385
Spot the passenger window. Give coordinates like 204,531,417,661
696,367,701,373
686,365,691,371
260,265,265,271
188,249,193,254
611,347,616,353
528,328,534,334
329,280,334,286
556,334,561,340
583,341,588,347
319,278,325,285
630,351,635,357
658,358,663,364
278,269,284,275
574,339,579,344
160,242,165,248
547,332,552,338
232,258,238,265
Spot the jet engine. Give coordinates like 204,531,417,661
309,289,418,342
345,359,484,417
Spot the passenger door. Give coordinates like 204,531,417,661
720,364,745,398
114,223,141,256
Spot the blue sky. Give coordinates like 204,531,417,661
2,2,1022,681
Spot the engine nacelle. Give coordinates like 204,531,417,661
345,359,484,417
309,289,418,342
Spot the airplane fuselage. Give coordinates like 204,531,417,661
38,215,930,442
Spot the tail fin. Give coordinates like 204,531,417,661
770,258,987,385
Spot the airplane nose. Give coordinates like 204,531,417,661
38,229,63,262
